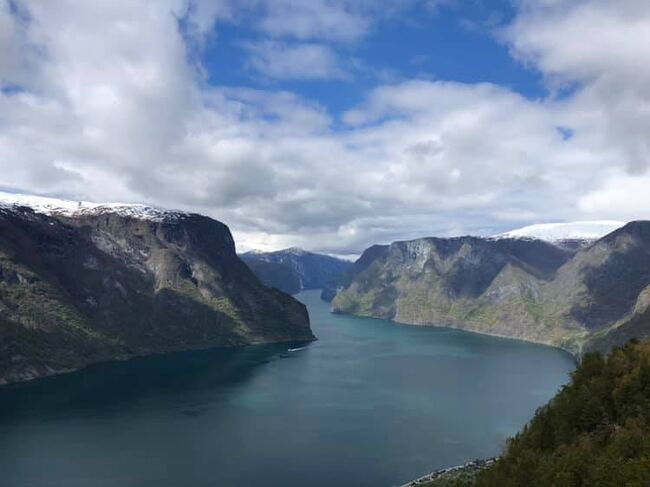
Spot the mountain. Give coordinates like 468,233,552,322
564,221,650,352
240,248,352,295
0,194,313,385
329,222,650,355
330,236,581,351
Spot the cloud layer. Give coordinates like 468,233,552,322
1,0,649,255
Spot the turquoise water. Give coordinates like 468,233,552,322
0,290,575,487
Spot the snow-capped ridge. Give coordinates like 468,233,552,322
283,247,309,256
494,221,625,243
0,192,188,222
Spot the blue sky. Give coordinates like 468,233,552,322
200,1,545,117
1,0,650,254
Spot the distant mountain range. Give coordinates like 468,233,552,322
327,220,650,355
0,193,313,384
3,192,648,386
240,248,352,295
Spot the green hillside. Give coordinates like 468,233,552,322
418,339,650,487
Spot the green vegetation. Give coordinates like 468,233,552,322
0,264,99,339
333,286,386,316
171,279,245,325
477,339,650,486
408,339,650,487
523,296,549,324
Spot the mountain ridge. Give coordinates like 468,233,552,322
329,221,650,355
0,191,190,222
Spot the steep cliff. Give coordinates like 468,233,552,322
0,199,313,384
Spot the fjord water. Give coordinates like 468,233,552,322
0,291,575,487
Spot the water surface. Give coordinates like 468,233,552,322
0,290,575,487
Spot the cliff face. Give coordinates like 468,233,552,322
241,248,351,295
0,205,312,385
330,223,650,355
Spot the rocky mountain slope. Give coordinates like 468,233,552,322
0,195,313,385
329,221,650,355
320,244,388,301
240,248,351,295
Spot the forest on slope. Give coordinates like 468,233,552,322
418,339,650,487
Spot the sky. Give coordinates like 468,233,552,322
1,0,650,255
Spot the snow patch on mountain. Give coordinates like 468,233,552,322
0,192,188,221
494,221,625,242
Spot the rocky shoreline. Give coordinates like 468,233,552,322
400,458,498,487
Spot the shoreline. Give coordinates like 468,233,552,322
392,318,581,360
0,336,316,387
331,305,580,361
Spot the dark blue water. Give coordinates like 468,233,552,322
0,290,575,487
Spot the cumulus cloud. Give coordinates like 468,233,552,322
252,0,438,43
501,0,650,242
506,0,650,172
1,0,649,256
579,173,650,221
256,0,369,43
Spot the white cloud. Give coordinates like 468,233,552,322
243,41,348,80
1,0,650,255
256,0,369,43
506,0,650,172
579,173,650,221
251,0,452,43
